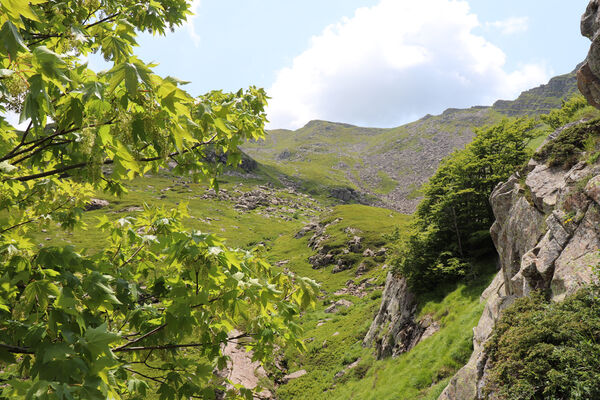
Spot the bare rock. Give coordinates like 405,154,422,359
579,1,600,108
375,247,387,257
324,299,353,314
363,248,375,257
332,264,351,274
552,203,600,301
85,198,109,211
348,236,363,252
440,123,600,399
281,369,307,383
295,222,319,239
308,253,334,268
363,273,429,359
525,162,567,213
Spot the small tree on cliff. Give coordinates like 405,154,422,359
0,1,317,399
393,117,538,289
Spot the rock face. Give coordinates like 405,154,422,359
363,272,438,359
578,0,600,109
439,127,600,399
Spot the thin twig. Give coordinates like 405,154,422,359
113,323,167,352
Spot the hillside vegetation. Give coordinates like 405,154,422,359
243,71,578,213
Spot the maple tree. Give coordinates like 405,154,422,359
0,1,317,398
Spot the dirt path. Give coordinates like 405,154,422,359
221,330,272,399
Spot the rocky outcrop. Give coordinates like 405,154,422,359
297,219,371,273
363,272,439,359
330,187,361,202
85,198,109,211
439,126,600,399
324,299,353,314
203,147,258,172
217,330,272,399
578,0,600,109
495,70,578,116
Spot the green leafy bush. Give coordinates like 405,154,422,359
540,94,591,130
484,288,600,400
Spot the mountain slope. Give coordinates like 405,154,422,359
243,70,578,213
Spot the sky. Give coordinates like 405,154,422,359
115,0,591,130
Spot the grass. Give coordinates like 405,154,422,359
373,171,398,195
25,170,318,253
534,118,600,169
275,259,498,400
267,204,410,293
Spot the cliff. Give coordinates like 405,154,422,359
438,123,600,399
363,273,439,359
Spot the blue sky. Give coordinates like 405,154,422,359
129,0,591,129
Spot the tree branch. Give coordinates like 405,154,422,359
11,133,220,182
0,197,74,235
0,343,34,355
113,323,167,352
112,333,251,353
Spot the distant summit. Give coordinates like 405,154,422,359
245,67,580,213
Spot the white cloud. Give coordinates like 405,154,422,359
266,0,549,130
184,0,202,47
486,17,529,35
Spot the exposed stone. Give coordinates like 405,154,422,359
439,119,600,399
348,236,362,252
85,198,109,211
332,264,351,273
579,1,600,109
324,299,353,314
375,247,387,257
355,262,369,276
525,162,567,214
281,369,307,383
362,248,375,257
308,253,334,268
277,149,292,160
217,330,272,399
363,273,432,359
552,203,600,301
295,222,319,239
585,175,600,205
330,187,357,202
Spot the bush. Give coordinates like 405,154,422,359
484,288,600,400
534,118,600,168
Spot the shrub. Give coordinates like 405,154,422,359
534,118,600,168
484,288,600,400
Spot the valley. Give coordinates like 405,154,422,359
3,1,600,398
23,67,589,399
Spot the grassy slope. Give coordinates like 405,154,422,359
276,259,497,400
26,170,322,253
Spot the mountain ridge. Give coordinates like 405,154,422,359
244,68,579,213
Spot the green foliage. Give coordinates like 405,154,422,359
276,259,497,400
540,94,594,130
534,118,600,169
0,1,318,398
484,288,600,400
392,118,538,289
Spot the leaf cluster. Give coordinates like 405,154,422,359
0,1,317,399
